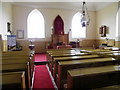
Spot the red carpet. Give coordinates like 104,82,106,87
34,53,47,62
33,65,55,89
32,53,56,89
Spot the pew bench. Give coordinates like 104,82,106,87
57,57,119,88
1,71,26,89
93,84,120,90
1,62,30,88
53,55,102,82
2,53,34,88
67,65,120,89
99,52,120,59
47,53,90,73
81,49,120,56
80,49,111,54
46,49,76,64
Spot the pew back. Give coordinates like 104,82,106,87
67,65,120,89
1,71,26,89
57,57,119,88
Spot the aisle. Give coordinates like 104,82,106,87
32,53,57,89
34,53,47,62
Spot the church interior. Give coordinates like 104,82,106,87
0,0,120,89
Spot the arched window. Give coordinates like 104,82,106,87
72,12,86,38
27,9,45,38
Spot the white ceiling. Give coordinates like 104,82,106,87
11,2,112,11
6,0,119,11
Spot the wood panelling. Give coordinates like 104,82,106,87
0,35,2,51
17,40,29,51
2,40,7,52
52,34,69,46
95,39,115,47
1,39,119,53
79,39,96,48
115,41,120,47
17,40,49,53
34,41,48,53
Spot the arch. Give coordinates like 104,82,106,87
72,12,86,38
53,15,64,35
27,9,45,38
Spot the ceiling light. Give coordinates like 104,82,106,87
81,1,90,27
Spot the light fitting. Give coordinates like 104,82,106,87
81,1,90,27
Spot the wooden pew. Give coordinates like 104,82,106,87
2,57,29,64
52,55,102,81
28,54,35,87
81,49,111,52
99,52,120,59
93,85,120,90
1,62,29,89
1,71,26,89
47,49,77,62
2,51,30,54
46,49,75,65
46,48,81,61
2,50,35,74
81,49,120,55
2,55,34,87
57,57,119,88
2,51,34,89
47,49,76,55
48,53,90,71
67,65,120,89
2,56,29,72
47,49,87,71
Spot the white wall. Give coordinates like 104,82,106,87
12,5,96,41
96,2,118,40
0,2,2,36
1,3,12,40
117,1,120,41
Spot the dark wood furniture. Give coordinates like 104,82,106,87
57,57,118,88
67,65,120,89
51,34,69,48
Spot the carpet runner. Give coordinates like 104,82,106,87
32,53,57,89
34,53,47,62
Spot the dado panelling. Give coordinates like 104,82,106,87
95,39,115,47
0,35,2,51
115,41,120,47
2,40,7,52
79,39,96,48
17,40,29,51
17,40,49,53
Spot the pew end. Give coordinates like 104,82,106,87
1,71,26,90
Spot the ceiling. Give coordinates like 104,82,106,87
6,0,119,11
